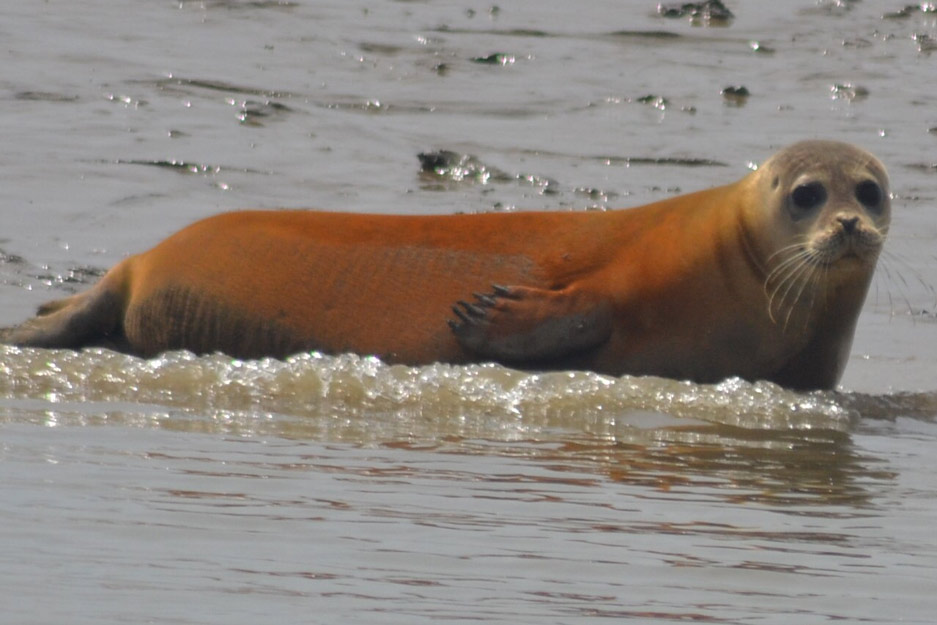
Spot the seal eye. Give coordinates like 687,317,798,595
789,182,826,217
855,180,883,211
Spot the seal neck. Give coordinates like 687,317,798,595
735,213,768,284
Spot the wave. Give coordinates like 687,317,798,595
4,346,931,439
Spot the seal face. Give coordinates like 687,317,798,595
755,140,890,335
0,140,890,390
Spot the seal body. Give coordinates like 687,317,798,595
1,140,890,390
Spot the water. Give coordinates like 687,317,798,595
2,1,937,623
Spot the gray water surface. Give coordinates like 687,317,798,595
2,1,937,623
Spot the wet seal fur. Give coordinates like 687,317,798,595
1,140,890,390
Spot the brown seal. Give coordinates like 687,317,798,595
1,140,889,390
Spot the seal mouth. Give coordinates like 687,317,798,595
830,250,871,269
805,217,884,268
804,247,877,272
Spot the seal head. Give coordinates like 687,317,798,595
752,140,889,325
741,140,890,387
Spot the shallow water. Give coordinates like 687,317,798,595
2,1,937,623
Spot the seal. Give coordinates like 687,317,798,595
1,140,889,390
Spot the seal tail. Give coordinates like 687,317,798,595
0,262,131,352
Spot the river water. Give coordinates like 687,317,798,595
1,1,936,623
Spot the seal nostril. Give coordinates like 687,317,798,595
838,216,859,233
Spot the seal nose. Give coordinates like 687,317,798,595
837,215,859,233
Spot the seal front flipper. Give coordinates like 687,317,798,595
448,284,613,363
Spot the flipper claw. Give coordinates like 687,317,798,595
448,284,612,363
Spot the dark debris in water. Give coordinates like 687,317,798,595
607,30,681,39
236,99,294,126
418,149,723,202
151,76,295,99
358,42,406,56
593,155,728,167
177,0,298,9
460,28,550,38
517,173,560,195
418,150,559,195
61,266,105,284
904,162,937,172
35,266,105,289
14,91,79,103
320,98,428,114
883,3,937,19
418,150,511,184
657,0,734,26
803,0,863,16
0,253,106,293
721,85,750,106
471,52,516,66
603,94,695,114
637,94,670,110
830,83,869,101
748,41,775,54
104,93,146,108
574,187,619,202
0,249,27,266
417,150,560,195
432,24,550,38
113,159,269,178
116,159,222,175
495,28,549,38
464,5,502,20
432,27,681,43
912,33,937,53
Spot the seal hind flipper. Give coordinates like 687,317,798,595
2,289,127,351
449,284,613,363
1,266,130,352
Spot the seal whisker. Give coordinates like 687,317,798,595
765,238,809,267
765,253,807,295
787,257,826,334
764,247,807,284
765,244,812,286
777,262,814,330
765,247,811,284
766,249,815,327
875,249,937,320
778,260,809,331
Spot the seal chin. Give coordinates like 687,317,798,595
828,250,876,274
